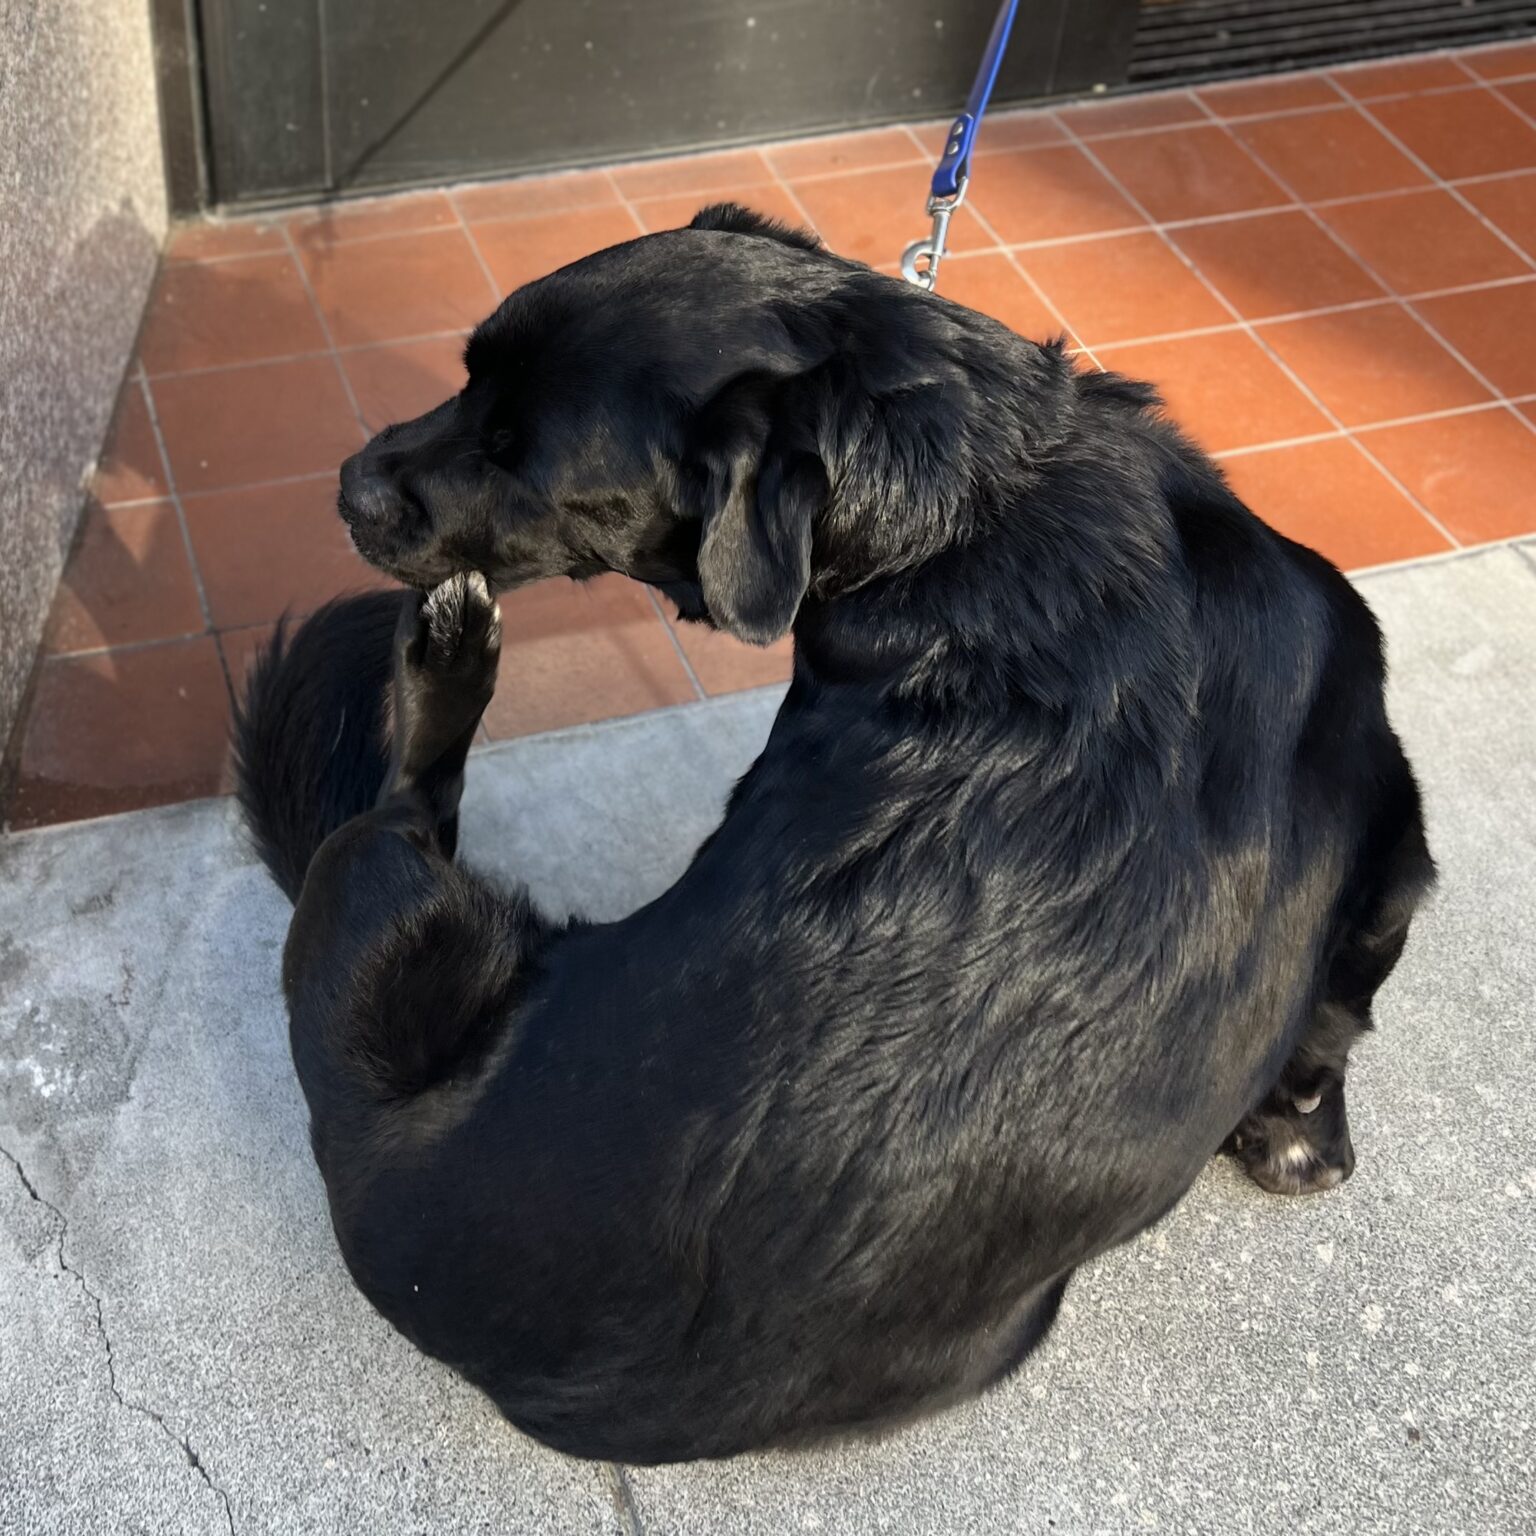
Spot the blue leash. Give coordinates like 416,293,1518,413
901,0,1021,291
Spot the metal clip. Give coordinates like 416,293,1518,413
900,177,969,293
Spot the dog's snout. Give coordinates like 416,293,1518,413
340,452,409,526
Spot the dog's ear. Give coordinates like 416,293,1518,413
689,201,821,252
677,373,828,645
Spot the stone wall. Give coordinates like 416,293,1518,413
0,0,167,750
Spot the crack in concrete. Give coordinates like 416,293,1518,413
0,1143,236,1535
603,1463,644,1536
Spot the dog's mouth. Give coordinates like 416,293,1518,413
338,492,438,589
338,491,509,598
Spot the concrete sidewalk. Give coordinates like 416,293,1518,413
3,544,1533,1535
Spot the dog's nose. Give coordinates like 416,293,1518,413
339,452,407,525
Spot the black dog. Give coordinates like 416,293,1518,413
234,204,1433,1464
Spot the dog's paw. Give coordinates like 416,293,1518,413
401,572,502,684
1235,1127,1353,1196
391,575,502,767
1229,1085,1356,1197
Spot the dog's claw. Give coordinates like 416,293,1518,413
1294,1092,1322,1115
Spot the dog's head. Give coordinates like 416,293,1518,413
338,204,1068,642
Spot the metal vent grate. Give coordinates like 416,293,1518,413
1130,0,1536,86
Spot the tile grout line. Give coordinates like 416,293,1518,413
36,628,219,666
1207,393,1536,456
1213,428,1351,457
601,169,679,240
955,193,1105,368
143,324,473,382
1452,37,1536,68
1433,162,1536,190
89,491,177,511
643,588,708,701
1030,273,1536,354
445,192,509,305
774,151,933,181
133,365,237,685
764,165,826,242
168,467,340,504
181,213,477,260
1127,73,1501,131
1350,530,1532,581
1051,109,1465,549
1200,73,1350,116
977,175,1526,243
278,223,374,441
1005,246,1103,369
1329,51,1480,94
1483,75,1536,133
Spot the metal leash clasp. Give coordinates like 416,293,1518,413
900,176,968,292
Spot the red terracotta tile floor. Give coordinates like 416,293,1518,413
9,41,1536,830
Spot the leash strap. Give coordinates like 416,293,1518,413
901,0,1021,291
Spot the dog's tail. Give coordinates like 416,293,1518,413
231,592,402,903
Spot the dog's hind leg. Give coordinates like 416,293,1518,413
981,1274,1072,1389
1232,809,1433,1197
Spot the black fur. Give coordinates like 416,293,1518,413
232,592,398,901
236,206,1433,1464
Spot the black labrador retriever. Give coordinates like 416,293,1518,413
234,204,1433,1464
